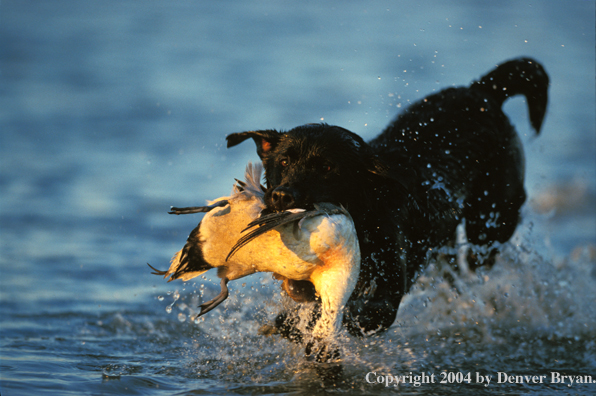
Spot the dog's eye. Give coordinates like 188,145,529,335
322,164,333,172
280,159,290,167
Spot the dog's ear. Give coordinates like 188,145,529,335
226,130,281,159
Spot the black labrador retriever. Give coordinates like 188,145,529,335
226,57,548,340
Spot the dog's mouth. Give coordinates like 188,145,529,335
263,186,323,213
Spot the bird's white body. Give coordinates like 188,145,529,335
161,163,360,341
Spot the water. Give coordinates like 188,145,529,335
1,1,595,394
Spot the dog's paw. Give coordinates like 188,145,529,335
305,339,341,363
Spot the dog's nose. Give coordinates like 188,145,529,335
271,186,298,211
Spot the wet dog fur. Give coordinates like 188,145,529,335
226,57,549,338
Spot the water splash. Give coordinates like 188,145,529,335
148,217,596,393
165,290,180,314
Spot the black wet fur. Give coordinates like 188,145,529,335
226,58,549,340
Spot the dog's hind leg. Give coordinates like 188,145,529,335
463,138,527,271
462,58,548,271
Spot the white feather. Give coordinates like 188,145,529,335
165,162,361,342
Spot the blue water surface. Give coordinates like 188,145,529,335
1,1,595,395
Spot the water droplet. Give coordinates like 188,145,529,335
178,313,186,323
165,305,172,314
157,296,164,301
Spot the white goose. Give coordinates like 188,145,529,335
149,163,360,350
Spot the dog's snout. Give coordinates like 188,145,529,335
271,187,298,211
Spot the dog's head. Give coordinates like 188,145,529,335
227,123,389,213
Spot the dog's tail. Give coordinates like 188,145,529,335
472,57,549,133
